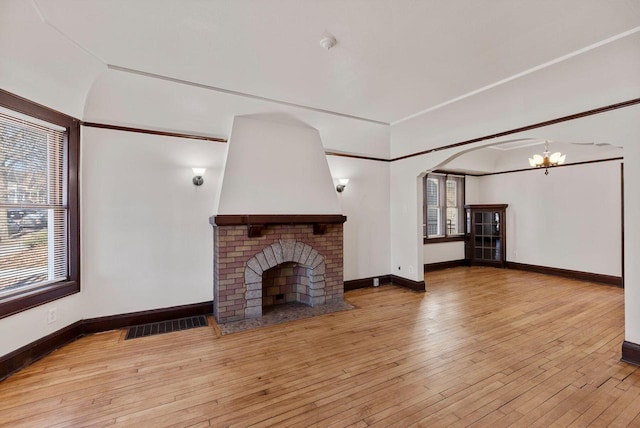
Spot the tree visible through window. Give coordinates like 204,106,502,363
424,173,465,239
0,90,79,319
0,109,67,293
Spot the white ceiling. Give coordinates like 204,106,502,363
1,0,639,159
28,0,640,124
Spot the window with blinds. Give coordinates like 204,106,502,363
0,108,68,297
424,173,465,239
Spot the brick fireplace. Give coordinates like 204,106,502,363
210,215,346,323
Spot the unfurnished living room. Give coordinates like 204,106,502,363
1,1,640,426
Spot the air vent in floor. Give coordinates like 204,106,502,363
125,315,208,340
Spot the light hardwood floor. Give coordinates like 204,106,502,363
1,267,638,427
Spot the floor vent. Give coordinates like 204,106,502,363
125,315,208,340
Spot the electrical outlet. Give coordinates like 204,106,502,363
409,265,414,274
373,278,380,287
47,308,57,324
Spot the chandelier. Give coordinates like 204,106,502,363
528,141,566,175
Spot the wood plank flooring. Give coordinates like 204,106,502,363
1,266,638,427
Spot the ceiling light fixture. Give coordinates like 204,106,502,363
528,141,566,175
320,33,337,50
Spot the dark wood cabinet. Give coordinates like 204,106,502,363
465,204,508,267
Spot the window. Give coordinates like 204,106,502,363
423,173,465,242
0,90,79,318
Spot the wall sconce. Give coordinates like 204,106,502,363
192,168,206,186
336,178,349,193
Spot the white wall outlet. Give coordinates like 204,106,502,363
47,308,57,324
409,265,414,274
373,278,380,287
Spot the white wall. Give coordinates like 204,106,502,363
471,161,622,276
390,147,482,282
0,294,83,357
625,141,640,344
327,156,390,281
81,127,226,318
422,158,623,275
393,119,633,285
423,242,464,264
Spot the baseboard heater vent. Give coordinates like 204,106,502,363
125,315,208,340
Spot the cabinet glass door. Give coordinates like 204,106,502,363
465,205,507,267
472,211,501,261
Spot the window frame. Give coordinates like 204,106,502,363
0,89,80,319
423,172,466,244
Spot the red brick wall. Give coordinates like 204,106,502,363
213,224,343,323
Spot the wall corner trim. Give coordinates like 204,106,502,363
424,260,468,272
344,274,425,292
344,275,392,291
390,275,426,292
622,341,640,366
0,321,83,383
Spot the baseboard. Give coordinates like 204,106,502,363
424,259,468,272
344,274,425,292
0,301,213,382
622,341,640,366
505,262,622,287
0,321,83,382
344,275,392,291
390,274,426,292
82,301,213,334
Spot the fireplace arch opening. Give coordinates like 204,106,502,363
262,262,312,307
244,239,326,319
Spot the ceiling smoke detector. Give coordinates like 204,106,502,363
319,33,337,50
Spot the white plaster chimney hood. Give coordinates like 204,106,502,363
214,116,342,215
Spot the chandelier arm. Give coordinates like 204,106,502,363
529,140,566,174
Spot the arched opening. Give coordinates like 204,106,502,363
420,137,623,284
244,239,327,319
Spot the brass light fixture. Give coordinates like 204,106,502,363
528,141,566,175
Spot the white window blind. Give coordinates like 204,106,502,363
446,175,465,235
426,176,442,237
424,173,465,239
0,110,68,296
